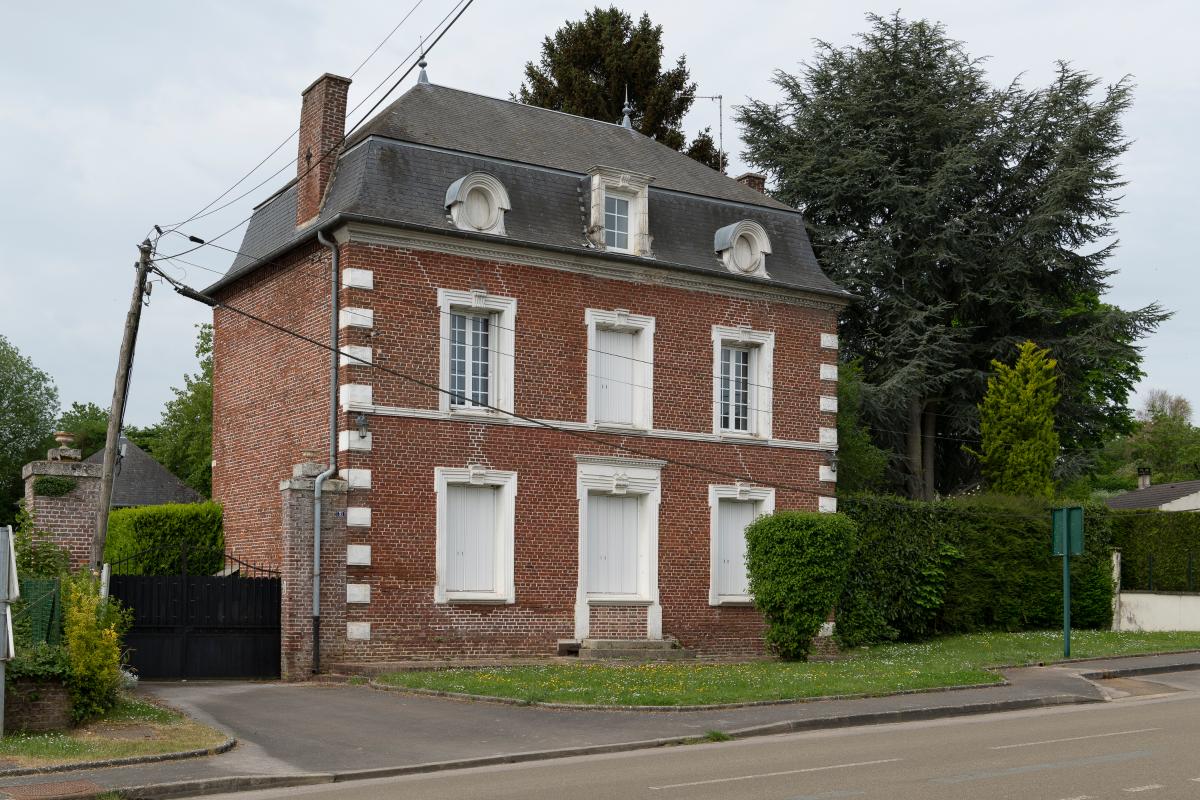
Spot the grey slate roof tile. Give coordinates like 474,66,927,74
1105,479,1200,510
210,83,847,300
84,440,203,508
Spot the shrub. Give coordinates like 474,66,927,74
1111,510,1200,591
104,502,223,575
63,573,131,722
6,641,69,684
32,475,77,497
745,512,858,660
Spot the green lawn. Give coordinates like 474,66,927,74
375,631,1200,707
0,696,227,769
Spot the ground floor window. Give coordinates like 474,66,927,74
434,466,517,603
709,484,775,605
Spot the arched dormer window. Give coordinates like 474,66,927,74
445,172,511,236
714,220,772,279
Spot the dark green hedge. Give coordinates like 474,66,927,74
104,502,223,575
837,495,1114,646
745,512,858,660
1111,510,1200,591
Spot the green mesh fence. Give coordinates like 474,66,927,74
17,577,62,645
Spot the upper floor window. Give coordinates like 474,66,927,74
445,172,511,236
604,194,631,251
437,288,517,415
714,220,772,279
711,325,774,438
585,308,655,430
588,166,653,257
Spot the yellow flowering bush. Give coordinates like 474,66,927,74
63,574,131,722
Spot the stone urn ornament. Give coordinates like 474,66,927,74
53,431,76,448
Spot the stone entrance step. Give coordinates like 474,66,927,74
576,638,695,661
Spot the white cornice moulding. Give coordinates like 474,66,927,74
345,402,836,452
340,223,848,311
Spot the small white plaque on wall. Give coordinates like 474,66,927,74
818,496,838,514
346,507,372,527
347,583,371,604
347,544,372,566
347,622,371,640
820,333,839,350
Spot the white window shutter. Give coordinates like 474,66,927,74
717,499,756,597
595,329,636,424
446,485,497,593
587,494,639,595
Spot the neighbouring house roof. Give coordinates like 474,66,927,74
84,440,203,508
208,82,849,301
1105,479,1200,510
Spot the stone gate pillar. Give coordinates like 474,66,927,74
21,441,101,571
279,461,348,680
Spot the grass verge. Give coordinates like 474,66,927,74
375,630,1200,707
0,695,227,769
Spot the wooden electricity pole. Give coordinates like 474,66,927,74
94,239,153,567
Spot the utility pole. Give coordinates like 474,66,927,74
94,239,153,567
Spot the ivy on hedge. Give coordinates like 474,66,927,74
836,495,1114,647
745,511,858,660
104,502,223,575
32,476,77,497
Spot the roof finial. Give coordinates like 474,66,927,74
620,85,632,129
418,39,429,84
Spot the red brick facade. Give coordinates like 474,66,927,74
213,233,841,662
22,459,101,571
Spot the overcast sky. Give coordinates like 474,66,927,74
2,1,1196,427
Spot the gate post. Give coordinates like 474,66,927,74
21,441,102,571
280,460,348,680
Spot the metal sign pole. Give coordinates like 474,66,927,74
1052,507,1084,660
1063,543,1071,659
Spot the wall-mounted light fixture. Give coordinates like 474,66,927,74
356,412,369,439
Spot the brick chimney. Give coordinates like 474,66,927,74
296,73,352,228
1137,467,1152,490
735,172,767,194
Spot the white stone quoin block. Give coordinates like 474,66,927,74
340,468,372,489
346,507,372,527
347,583,371,604
338,430,373,452
347,622,371,640
820,333,839,350
347,544,372,565
819,427,838,445
339,345,373,367
341,268,374,290
819,465,837,483
818,496,838,513
820,395,838,413
339,384,372,409
820,363,839,382
339,307,374,329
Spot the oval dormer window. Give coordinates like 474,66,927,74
714,220,772,279
446,173,511,236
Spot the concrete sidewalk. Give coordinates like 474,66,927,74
0,651,1196,799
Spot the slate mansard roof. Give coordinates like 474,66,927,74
85,440,203,508
1105,479,1200,510
209,82,847,300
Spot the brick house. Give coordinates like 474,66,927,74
207,71,849,666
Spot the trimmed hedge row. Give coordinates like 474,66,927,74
1111,510,1200,591
836,495,1115,647
104,502,223,575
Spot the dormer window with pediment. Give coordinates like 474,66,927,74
445,172,511,236
714,220,772,279
588,166,653,257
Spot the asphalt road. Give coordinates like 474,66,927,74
201,670,1200,800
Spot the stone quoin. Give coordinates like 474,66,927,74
207,73,850,672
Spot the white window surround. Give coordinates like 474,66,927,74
436,288,517,415
711,325,774,439
445,172,511,236
585,308,654,430
714,220,772,279
434,465,517,605
709,484,775,606
574,455,665,640
588,166,654,257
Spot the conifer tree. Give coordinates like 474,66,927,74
973,342,1060,497
516,7,725,169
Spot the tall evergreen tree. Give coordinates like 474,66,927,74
972,341,1060,498
152,324,213,497
737,13,1167,497
516,6,725,170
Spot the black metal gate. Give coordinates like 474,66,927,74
108,547,280,680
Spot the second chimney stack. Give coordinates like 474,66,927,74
296,73,352,228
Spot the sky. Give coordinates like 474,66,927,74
1,0,1196,427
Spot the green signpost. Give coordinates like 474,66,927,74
1051,507,1085,658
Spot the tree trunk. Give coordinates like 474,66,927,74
906,398,924,499
922,409,937,500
